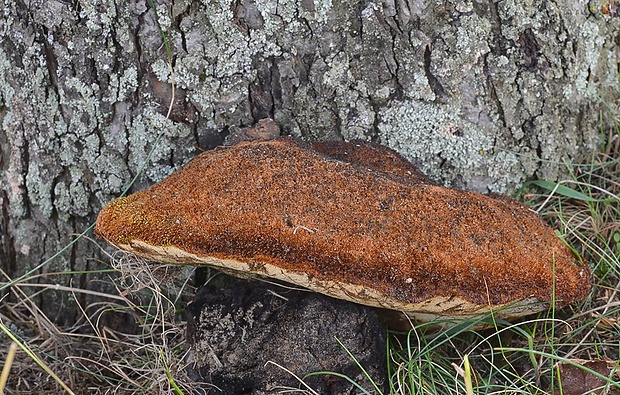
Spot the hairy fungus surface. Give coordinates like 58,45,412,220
96,138,591,322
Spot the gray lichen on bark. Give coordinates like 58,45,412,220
0,0,618,320
150,0,616,192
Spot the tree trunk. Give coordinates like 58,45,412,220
0,0,618,321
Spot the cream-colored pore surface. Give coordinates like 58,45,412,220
121,240,546,322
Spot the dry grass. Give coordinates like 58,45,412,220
0,249,200,394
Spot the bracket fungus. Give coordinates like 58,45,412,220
96,138,591,323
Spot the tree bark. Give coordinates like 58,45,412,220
0,0,618,320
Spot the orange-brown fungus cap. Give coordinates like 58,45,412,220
95,138,591,322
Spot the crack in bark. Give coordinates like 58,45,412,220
331,106,344,141
20,133,31,219
174,3,191,54
370,100,382,143
69,217,77,273
518,28,541,70
39,27,71,128
486,0,504,56
49,169,64,220
382,0,404,35
0,190,17,277
423,44,446,101
248,48,278,122
41,28,60,90
481,52,507,128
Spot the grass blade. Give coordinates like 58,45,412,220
526,180,607,202
0,342,17,393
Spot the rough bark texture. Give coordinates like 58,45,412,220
0,1,618,317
